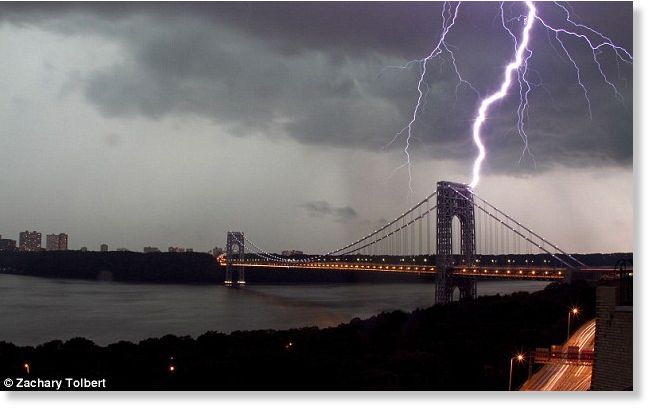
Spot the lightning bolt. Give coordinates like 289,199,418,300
390,1,632,191
469,1,536,189
385,1,478,198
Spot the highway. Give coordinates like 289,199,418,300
520,318,596,391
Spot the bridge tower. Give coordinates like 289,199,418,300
435,181,477,304
226,231,245,285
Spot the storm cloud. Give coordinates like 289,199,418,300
0,2,634,254
0,2,633,173
302,201,359,222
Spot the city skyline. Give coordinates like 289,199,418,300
0,2,633,254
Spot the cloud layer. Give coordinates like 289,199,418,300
0,2,633,175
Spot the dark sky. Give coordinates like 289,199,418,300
0,2,633,253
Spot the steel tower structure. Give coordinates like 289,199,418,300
435,181,477,304
226,231,245,285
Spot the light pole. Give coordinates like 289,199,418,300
508,354,524,391
566,307,579,341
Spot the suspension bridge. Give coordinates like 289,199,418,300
220,181,626,304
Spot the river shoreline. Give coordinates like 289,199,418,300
0,281,595,390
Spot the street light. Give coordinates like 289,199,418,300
567,307,579,341
24,362,30,375
509,354,524,391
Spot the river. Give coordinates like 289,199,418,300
0,274,549,346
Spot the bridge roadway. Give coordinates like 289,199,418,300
520,319,596,391
220,259,570,280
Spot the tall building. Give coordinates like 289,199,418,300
0,237,17,252
100,244,109,252
19,231,42,252
46,233,68,251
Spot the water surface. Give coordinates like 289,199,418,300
0,274,549,345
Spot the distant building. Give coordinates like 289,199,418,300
0,237,17,252
168,247,185,253
46,233,68,251
143,246,160,253
212,247,225,256
281,250,304,257
19,231,42,252
80,246,88,252
185,248,193,253
116,248,129,252
100,244,109,252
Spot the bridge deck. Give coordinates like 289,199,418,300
220,260,574,280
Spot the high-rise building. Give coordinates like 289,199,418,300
100,244,109,252
46,233,68,251
19,231,42,252
0,237,17,252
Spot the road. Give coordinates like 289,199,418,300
519,318,596,391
